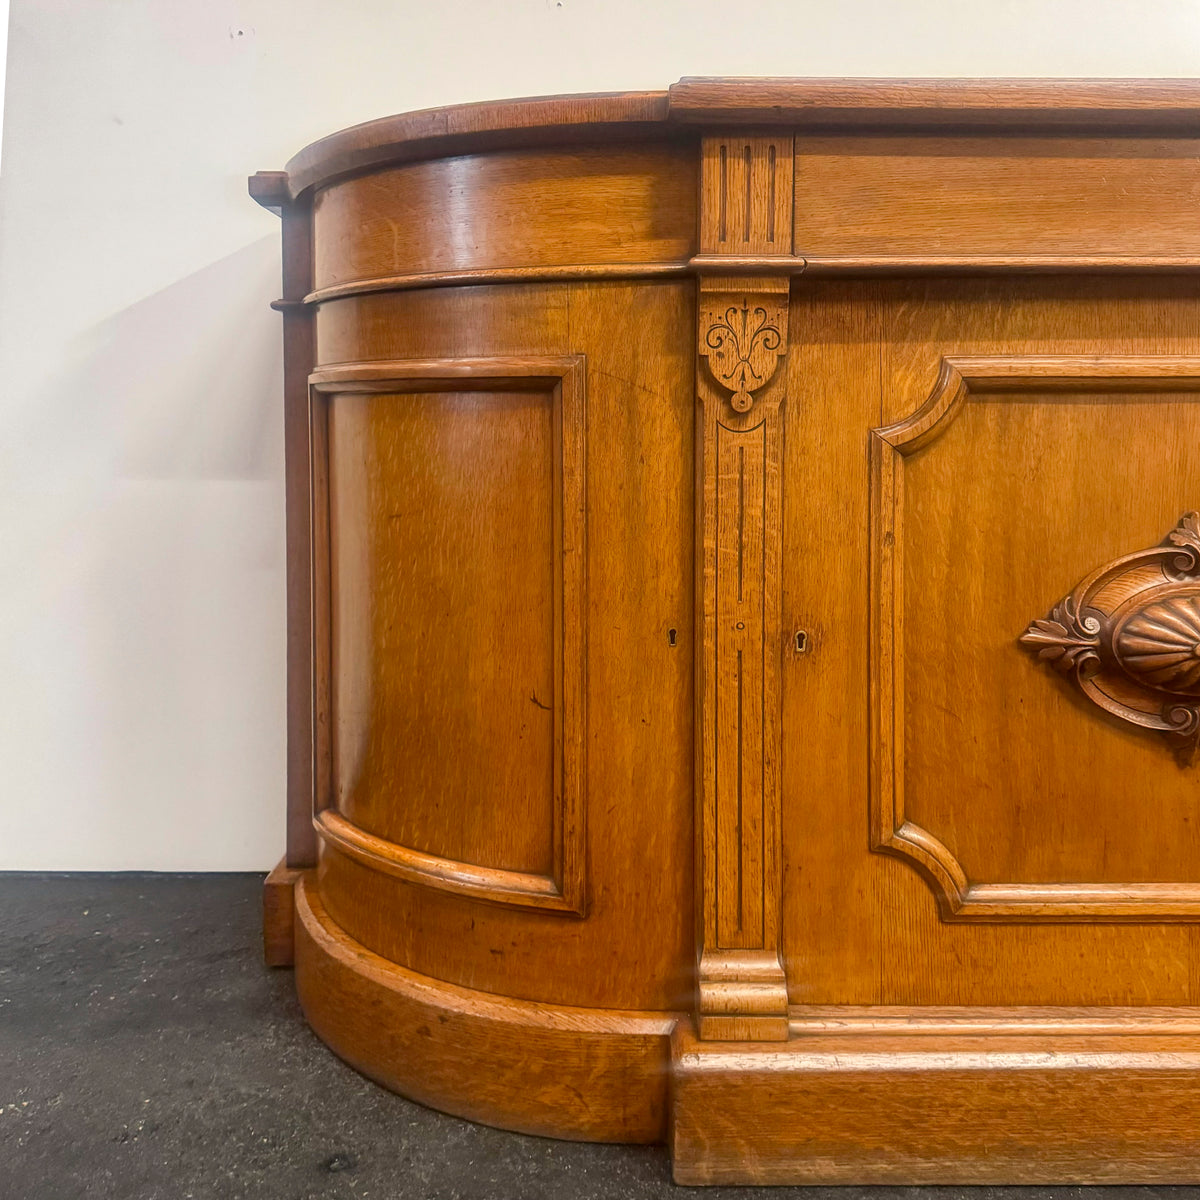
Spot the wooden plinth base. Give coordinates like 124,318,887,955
277,876,1200,1183
293,875,677,1143
262,858,303,966
671,1020,1200,1184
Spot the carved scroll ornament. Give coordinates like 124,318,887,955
701,301,784,411
1020,512,1200,763
698,282,788,415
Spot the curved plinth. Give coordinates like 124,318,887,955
294,876,679,1143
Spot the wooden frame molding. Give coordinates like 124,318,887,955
870,355,1200,921
309,356,589,915
251,177,319,869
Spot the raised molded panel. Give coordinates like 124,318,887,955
311,357,587,914
871,356,1200,920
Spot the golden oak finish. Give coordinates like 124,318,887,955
262,858,302,966
254,80,1200,1185
313,282,696,1013
695,276,790,1041
311,144,697,296
699,136,793,257
670,1022,1200,1185
872,354,1200,920
316,356,587,914
296,876,678,1142
794,136,1200,263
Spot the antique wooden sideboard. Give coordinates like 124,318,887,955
252,79,1200,1184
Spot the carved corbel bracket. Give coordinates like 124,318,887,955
1020,512,1200,764
698,277,789,415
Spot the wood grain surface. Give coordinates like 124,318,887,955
256,80,1200,1184
311,282,696,1012
311,145,696,293
671,1020,1200,1184
295,875,678,1142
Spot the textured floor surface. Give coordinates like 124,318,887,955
1,873,1196,1200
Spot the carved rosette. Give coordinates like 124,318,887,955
698,281,788,415
1020,512,1200,763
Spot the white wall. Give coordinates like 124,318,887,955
2,0,1199,870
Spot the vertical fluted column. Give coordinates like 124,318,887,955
693,134,794,1041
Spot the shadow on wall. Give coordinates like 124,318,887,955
1,236,288,869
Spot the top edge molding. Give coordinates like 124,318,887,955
670,76,1200,124
277,90,671,201
256,78,1200,203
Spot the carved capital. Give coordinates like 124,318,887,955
698,277,789,414
1020,512,1200,764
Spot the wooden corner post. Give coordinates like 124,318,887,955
250,169,316,968
694,134,794,1040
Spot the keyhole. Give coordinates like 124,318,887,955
794,630,809,653
668,628,678,648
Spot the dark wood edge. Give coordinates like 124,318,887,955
280,198,318,869
254,78,1200,201
248,170,289,213
263,858,305,966
670,76,1200,130
281,91,672,198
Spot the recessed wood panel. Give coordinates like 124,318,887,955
794,136,1200,263
873,358,1200,918
313,355,587,915
329,386,556,876
311,144,696,294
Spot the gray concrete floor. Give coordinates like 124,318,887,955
0,874,1193,1200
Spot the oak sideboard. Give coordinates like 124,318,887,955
252,78,1200,1184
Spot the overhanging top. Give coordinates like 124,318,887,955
257,78,1200,204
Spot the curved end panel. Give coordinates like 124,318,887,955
293,876,675,1144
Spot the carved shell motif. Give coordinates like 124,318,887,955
1019,512,1200,765
1114,596,1200,697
